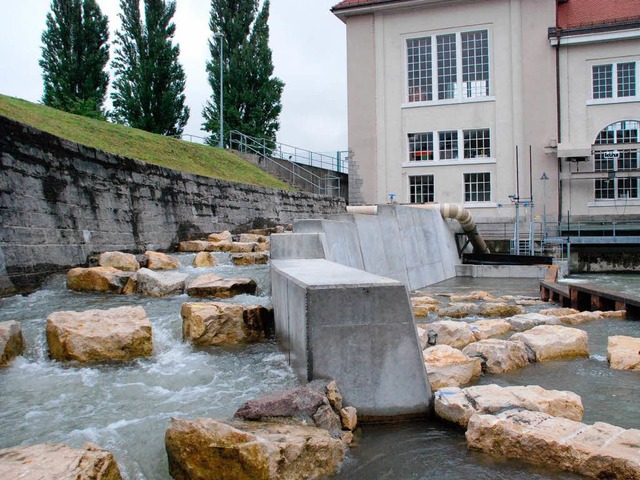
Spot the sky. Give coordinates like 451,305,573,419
0,0,348,154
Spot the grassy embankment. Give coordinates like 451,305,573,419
0,94,292,191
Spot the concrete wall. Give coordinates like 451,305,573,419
0,116,346,294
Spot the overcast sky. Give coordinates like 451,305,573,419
0,0,347,154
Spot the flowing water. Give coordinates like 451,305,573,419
1,263,638,479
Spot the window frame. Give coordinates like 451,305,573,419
409,174,435,204
589,61,638,104
406,128,492,163
463,172,492,204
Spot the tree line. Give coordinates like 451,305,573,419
39,0,283,145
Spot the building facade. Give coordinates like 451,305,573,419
333,0,640,234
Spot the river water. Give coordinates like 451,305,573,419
1,261,638,479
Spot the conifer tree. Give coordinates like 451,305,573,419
111,0,189,136
39,0,110,119
203,0,284,146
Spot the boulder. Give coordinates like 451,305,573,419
181,302,274,346
559,310,603,325
255,242,271,252
186,274,257,298
449,291,498,303
469,319,512,340
145,251,180,270
340,407,358,431
136,268,187,297
437,302,474,318
466,409,640,480
435,384,583,428
165,417,346,480
539,307,580,317
207,230,233,243
239,233,268,243
420,320,476,349
0,443,122,480
325,380,343,411
67,267,135,294
462,339,532,373
510,325,589,362
607,335,640,371
411,296,440,317
46,306,152,362
178,240,210,252
601,310,626,319
313,404,342,432
192,251,217,268
423,345,482,391
204,241,233,252
0,320,25,367
506,312,561,332
98,251,140,271
477,302,524,317
231,252,269,266
228,242,259,253
235,386,326,422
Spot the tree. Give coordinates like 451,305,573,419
111,0,189,136
203,0,284,146
39,0,110,119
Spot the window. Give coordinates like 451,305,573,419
409,175,434,203
593,121,640,201
407,29,489,103
592,62,637,100
439,131,458,159
409,132,433,161
464,129,490,158
464,172,491,202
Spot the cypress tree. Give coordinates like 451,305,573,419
39,0,110,119
203,0,284,146
111,0,190,136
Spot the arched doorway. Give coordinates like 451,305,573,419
592,120,639,200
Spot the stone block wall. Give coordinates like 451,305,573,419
0,116,345,294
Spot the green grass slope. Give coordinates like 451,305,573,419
0,94,292,190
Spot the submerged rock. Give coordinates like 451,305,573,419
145,251,180,270
67,267,135,294
186,274,257,298
136,268,187,297
0,442,122,480
235,387,326,422
510,325,589,362
466,409,640,480
192,251,217,268
46,306,152,362
462,338,532,373
607,335,640,371
98,251,140,271
0,320,25,367
165,417,346,480
423,345,482,391
420,320,476,349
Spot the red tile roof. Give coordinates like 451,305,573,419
557,0,640,29
332,0,407,12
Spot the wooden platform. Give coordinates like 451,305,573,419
540,280,640,317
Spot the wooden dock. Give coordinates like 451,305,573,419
540,280,640,317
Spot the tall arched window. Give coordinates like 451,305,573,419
593,120,639,200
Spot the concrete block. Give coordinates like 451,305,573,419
270,233,327,260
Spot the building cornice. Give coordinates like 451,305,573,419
549,18,640,46
332,0,472,19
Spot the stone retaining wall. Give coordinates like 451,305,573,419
0,116,345,294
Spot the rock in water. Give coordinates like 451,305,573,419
0,320,25,366
462,339,531,373
67,267,135,294
98,251,140,271
231,252,269,266
510,325,589,362
165,418,346,480
186,274,257,298
421,320,476,349
0,442,122,479
192,251,217,267
423,345,482,391
46,306,152,362
145,251,180,270
235,387,326,422
136,268,187,297
207,230,233,243
607,335,640,371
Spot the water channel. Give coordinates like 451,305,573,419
1,258,638,479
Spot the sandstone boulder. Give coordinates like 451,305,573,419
207,230,233,243
607,335,640,371
98,251,140,271
136,268,187,297
0,320,25,366
423,345,482,391
145,251,180,270
506,312,561,332
466,409,640,480
67,267,135,294
178,240,210,252
437,302,474,318
539,307,580,317
239,233,268,243
449,291,497,303
601,310,626,319
47,306,152,362
435,384,583,428
204,241,233,252
231,252,269,266
165,417,346,480
186,274,257,298
181,302,274,346
313,404,342,432
255,242,271,252
340,407,358,431
478,302,524,317
469,319,512,340
462,338,532,373
0,443,122,480
235,386,326,422
411,296,440,317
510,325,589,362
420,320,476,349
228,242,259,253
325,380,343,411
559,310,603,325
192,251,217,268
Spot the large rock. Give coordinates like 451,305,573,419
0,443,122,480
228,242,259,253
204,241,234,252
208,230,233,243
539,307,580,317
607,335,640,371
434,384,583,428
437,302,474,318
239,233,268,243
235,387,326,422
466,409,640,480
231,252,269,266
420,320,476,349
98,251,140,271
186,274,257,298
165,417,346,480
339,407,358,431
423,345,482,391
136,268,187,297
411,296,440,317
510,325,589,362
178,240,210,252
438,302,524,319
0,320,25,366
46,306,152,362
146,251,180,270
506,312,561,332
462,339,532,373
67,267,135,294
449,291,498,303
469,319,512,340
181,302,274,346
193,252,217,267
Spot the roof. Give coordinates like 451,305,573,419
557,0,640,29
332,0,409,12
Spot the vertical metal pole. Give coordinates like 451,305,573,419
219,36,224,149
514,202,520,255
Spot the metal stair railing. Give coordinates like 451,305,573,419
229,130,343,196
